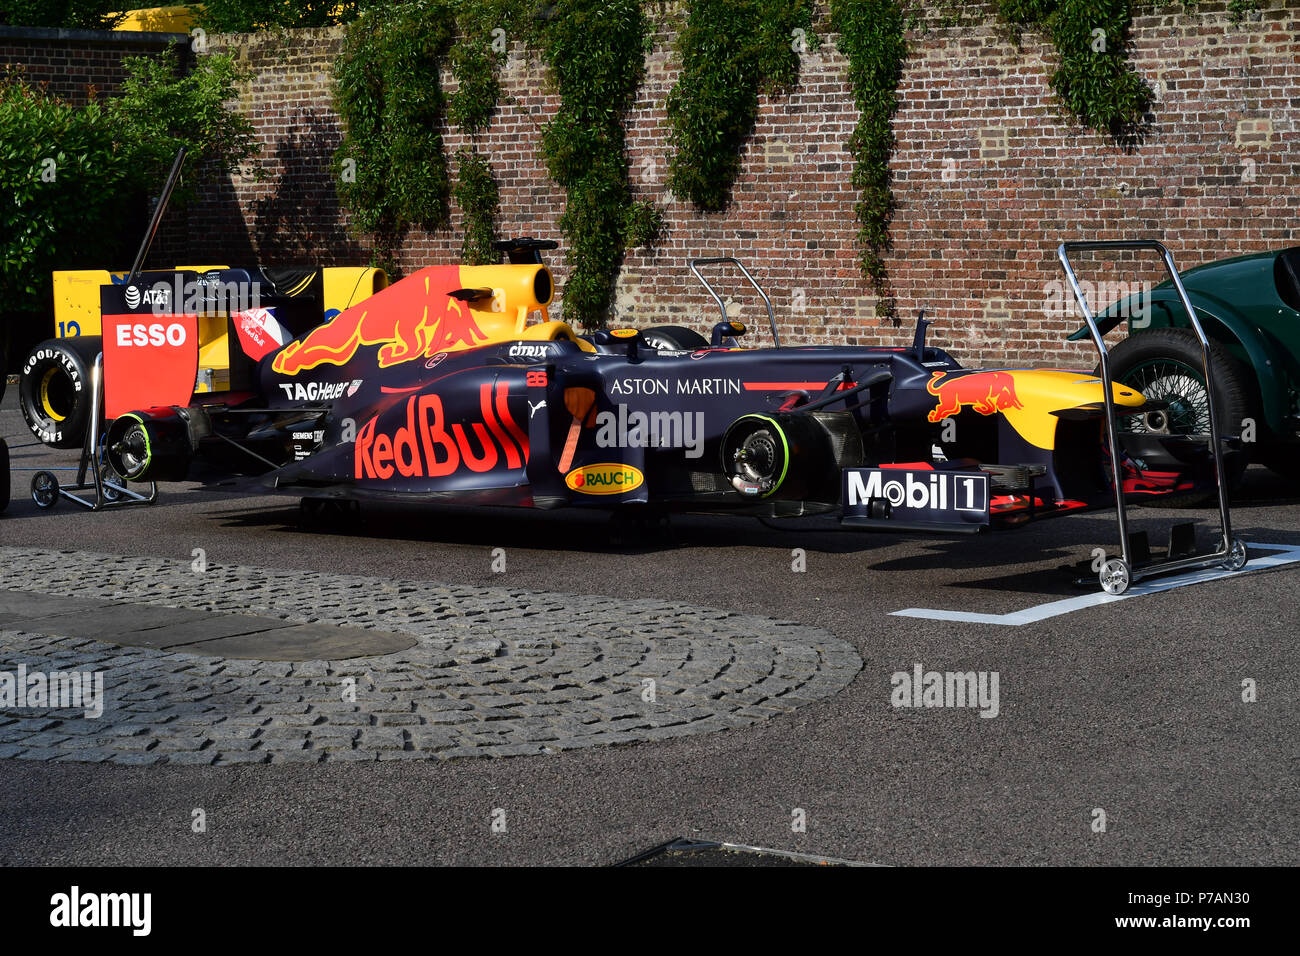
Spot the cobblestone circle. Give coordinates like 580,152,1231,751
0,547,861,765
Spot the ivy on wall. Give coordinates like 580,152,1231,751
998,0,1151,139
830,0,906,322
830,0,1262,321
666,0,815,212
538,0,660,329
446,0,532,265
330,0,1264,326
333,3,452,260
453,147,500,264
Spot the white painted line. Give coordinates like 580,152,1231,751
891,543,1300,627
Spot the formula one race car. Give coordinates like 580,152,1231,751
32,230,1252,591
70,235,1216,536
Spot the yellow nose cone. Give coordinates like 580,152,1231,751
993,370,1144,450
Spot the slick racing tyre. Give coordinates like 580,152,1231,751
0,438,9,514
1105,327,1251,507
19,337,102,449
641,325,710,351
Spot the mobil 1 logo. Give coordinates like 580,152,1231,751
842,467,989,528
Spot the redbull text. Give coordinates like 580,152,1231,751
354,383,528,480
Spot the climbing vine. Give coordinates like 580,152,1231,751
830,0,906,321
333,2,453,258
538,0,659,329
999,0,1151,139
666,0,815,211
453,147,500,265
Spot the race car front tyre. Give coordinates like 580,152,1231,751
721,412,837,501
1105,327,1251,507
641,325,709,351
0,438,10,514
18,337,102,449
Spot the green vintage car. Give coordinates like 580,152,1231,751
1074,247,1300,495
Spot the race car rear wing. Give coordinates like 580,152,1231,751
1058,240,1245,593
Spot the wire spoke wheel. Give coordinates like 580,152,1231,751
1121,359,1211,437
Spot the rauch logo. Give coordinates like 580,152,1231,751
565,463,645,495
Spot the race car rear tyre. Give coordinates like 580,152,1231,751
641,326,709,351
1105,327,1251,507
0,439,10,514
18,337,102,449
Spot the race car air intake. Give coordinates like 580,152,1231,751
105,409,194,482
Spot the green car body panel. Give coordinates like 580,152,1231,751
1072,248,1300,442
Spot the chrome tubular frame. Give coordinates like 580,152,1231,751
1057,240,1241,590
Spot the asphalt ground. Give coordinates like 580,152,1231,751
1,390,1297,866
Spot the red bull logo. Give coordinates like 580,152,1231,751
926,371,1024,423
273,266,488,375
355,383,528,480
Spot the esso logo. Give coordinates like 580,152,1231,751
115,323,187,348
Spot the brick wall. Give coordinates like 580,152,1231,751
0,26,188,103
190,1,1300,368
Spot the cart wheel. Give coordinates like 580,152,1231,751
31,471,60,509
1219,536,1248,571
1099,558,1131,595
101,464,125,502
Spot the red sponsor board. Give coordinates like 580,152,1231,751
102,314,199,419
355,383,529,481
926,371,1023,423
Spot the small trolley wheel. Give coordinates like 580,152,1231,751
1219,536,1248,571
31,471,60,509
100,463,126,502
1099,558,1131,595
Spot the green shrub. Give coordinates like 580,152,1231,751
334,3,453,244
453,147,499,265
538,0,655,329
0,0,123,29
194,0,361,33
0,51,258,316
666,0,815,212
831,0,906,321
